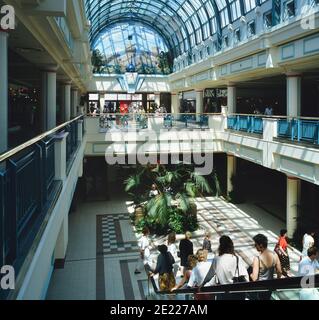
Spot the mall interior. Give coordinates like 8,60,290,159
0,0,319,300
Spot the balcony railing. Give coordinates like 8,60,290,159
278,118,319,145
94,113,212,132
148,273,319,300
0,116,83,299
227,115,263,134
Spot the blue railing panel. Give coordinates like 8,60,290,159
300,121,319,143
227,116,263,134
200,115,209,128
278,119,319,145
252,117,263,134
238,116,249,131
227,116,237,129
163,115,173,128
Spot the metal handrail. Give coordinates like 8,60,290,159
154,275,319,296
228,113,319,121
0,115,83,163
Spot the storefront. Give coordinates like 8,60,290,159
88,92,160,114
203,88,227,113
180,91,196,113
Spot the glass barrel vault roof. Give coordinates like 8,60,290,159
85,0,259,57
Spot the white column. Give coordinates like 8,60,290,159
286,176,300,238
71,88,78,118
227,154,237,194
227,85,237,115
62,82,71,122
54,132,69,181
286,73,301,117
196,90,204,121
41,68,57,131
0,31,8,154
154,93,160,108
77,120,83,142
171,93,179,115
54,214,68,265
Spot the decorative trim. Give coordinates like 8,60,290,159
281,43,295,60
303,34,319,55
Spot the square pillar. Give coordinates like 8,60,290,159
54,132,69,181
71,88,78,118
227,154,237,194
41,68,57,131
227,85,237,115
286,176,300,239
61,82,71,122
286,73,301,117
171,93,179,115
77,120,83,142
196,90,204,122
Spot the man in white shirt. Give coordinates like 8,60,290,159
298,247,319,300
302,231,315,258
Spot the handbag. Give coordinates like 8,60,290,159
232,256,247,283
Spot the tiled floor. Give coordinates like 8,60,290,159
46,191,304,300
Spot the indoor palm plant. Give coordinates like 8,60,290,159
125,164,220,234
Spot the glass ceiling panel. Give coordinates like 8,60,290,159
92,23,171,75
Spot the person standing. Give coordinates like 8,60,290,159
167,232,179,277
213,235,248,300
202,231,214,261
275,229,292,277
302,230,315,259
298,247,319,300
250,234,282,300
149,245,176,291
135,227,153,274
179,231,194,276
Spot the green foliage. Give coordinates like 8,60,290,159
125,164,217,235
158,51,173,74
91,49,105,74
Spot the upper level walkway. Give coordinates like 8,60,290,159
46,180,303,300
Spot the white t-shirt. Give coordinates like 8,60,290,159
188,261,212,287
214,254,249,284
139,236,151,261
298,257,319,276
302,234,315,257
167,243,178,260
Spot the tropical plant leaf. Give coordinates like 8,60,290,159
146,193,171,226
176,192,190,213
191,172,212,194
124,175,140,192
184,182,197,197
212,170,222,196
